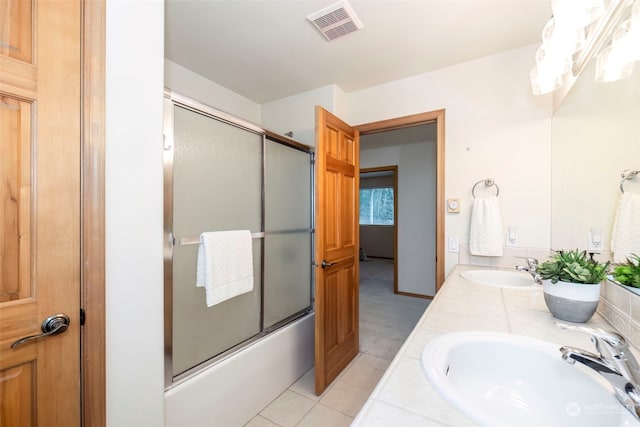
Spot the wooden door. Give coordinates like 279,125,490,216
314,106,360,394
0,0,82,425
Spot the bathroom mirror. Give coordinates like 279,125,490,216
550,58,640,292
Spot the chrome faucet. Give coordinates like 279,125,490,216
557,322,640,419
515,257,542,284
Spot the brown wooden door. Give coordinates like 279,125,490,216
314,106,360,394
0,0,82,425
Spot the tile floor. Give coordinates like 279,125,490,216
245,258,431,426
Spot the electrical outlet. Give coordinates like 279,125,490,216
506,227,518,247
588,228,603,252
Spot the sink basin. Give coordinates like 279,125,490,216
460,269,536,288
421,331,639,427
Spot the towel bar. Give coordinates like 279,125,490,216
472,178,500,198
620,169,639,193
176,232,265,246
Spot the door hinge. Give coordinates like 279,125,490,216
80,308,86,326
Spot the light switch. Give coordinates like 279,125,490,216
448,237,459,253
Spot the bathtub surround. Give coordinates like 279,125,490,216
165,314,314,427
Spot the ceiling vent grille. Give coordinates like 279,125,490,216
307,1,364,41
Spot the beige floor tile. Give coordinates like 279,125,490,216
260,390,315,427
340,362,384,392
296,404,353,427
245,415,280,427
289,368,321,402
357,353,392,370
319,380,371,416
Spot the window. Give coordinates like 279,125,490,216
359,187,394,225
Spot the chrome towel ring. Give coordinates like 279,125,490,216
472,178,500,198
620,169,639,193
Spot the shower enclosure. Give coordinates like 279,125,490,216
163,92,313,386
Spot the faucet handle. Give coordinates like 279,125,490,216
515,257,538,269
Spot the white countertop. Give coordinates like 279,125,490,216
351,264,617,426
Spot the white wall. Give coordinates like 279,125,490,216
348,45,553,276
361,140,437,296
360,226,394,258
105,1,165,425
165,60,261,124
261,84,345,146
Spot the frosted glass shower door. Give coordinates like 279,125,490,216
171,106,262,376
264,139,312,328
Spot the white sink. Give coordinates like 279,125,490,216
460,269,536,288
421,331,639,427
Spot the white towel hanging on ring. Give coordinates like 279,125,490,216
469,196,504,257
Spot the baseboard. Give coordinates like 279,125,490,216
396,290,433,300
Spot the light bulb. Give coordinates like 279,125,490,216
541,18,586,54
595,44,634,82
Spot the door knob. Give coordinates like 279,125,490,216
321,260,337,269
10,314,70,349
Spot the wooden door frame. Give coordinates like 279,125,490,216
359,166,399,294
81,0,106,425
356,109,446,291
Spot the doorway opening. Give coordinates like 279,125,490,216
357,109,445,294
354,108,445,365
359,166,398,292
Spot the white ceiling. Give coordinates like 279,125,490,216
165,0,552,104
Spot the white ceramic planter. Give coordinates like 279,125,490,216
542,280,601,323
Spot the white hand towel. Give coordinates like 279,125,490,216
469,196,504,257
611,193,640,263
196,230,254,307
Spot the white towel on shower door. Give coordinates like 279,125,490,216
196,230,254,307
469,196,504,257
611,192,640,263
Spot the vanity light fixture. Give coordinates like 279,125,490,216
531,0,640,95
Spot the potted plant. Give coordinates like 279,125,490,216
537,249,610,323
612,254,640,290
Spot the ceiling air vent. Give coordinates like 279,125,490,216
307,1,364,41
